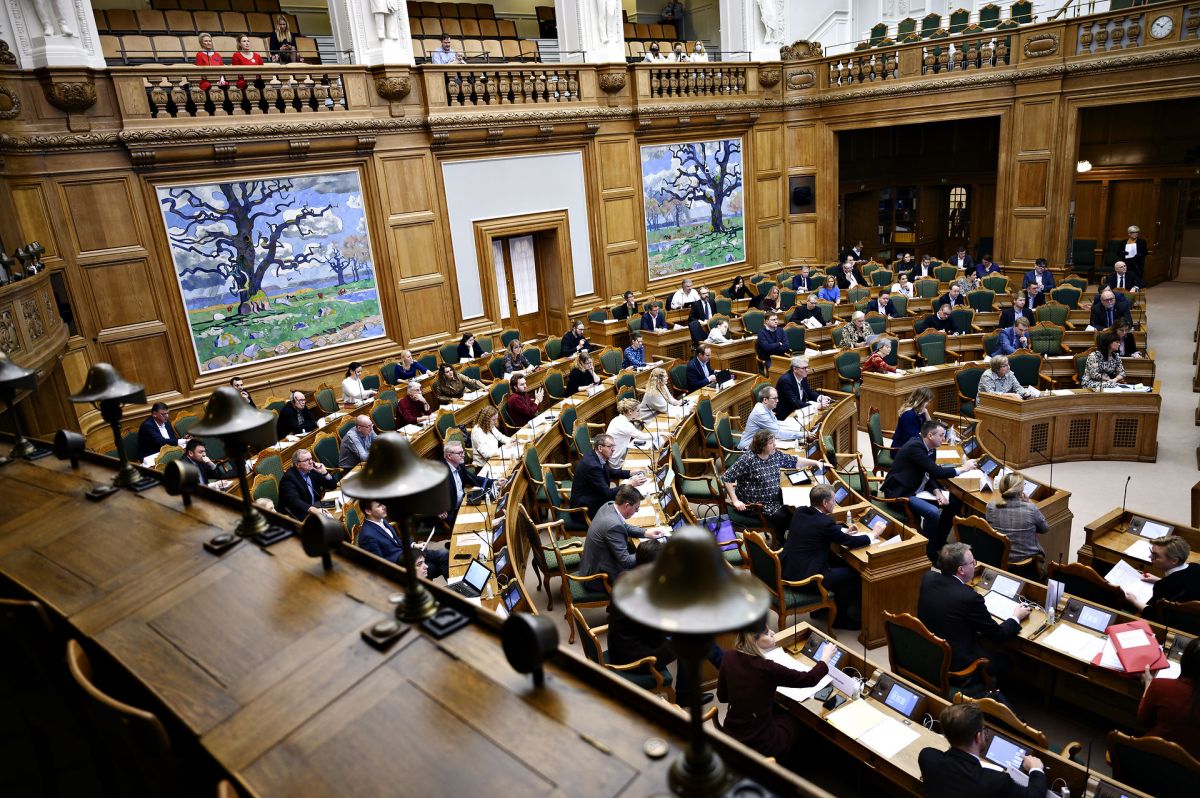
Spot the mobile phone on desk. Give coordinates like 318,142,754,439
813,685,834,702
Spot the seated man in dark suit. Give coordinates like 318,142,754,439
783,485,885,630
1021,258,1055,292
640,303,669,331
909,254,936,281
579,485,662,578
946,246,974,274
755,313,789,362
775,356,830,419
1104,260,1141,293
919,543,1029,680
686,345,718,392
881,420,976,557
560,320,593,355
612,291,639,320
1123,536,1200,617
835,257,866,290
998,292,1035,329
922,303,960,335
789,293,823,325
1024,281,1046,309
183,439,226,488
866,289,900,318
437,440,504,529
790,265,817,292
230,376,257,407
137,402,180,460
688,286,716,343
276,390,317,439
841,240,866,263
1088,287,1132,330
937,284,967,309
918,703,1046,798
279,448,338,520
570,433,647,520
357,499,449,579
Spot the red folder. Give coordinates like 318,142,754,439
1104,620,1169,673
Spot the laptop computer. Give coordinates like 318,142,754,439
446,558,492,598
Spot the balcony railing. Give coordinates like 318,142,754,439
644,64,749,98
441,67,582,106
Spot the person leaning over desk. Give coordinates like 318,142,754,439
918,702,1046,798
434,363,485,403
721,429,821,540
570,433,648,520
578,484,663,579
882,420,977,556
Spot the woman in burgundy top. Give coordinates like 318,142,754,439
396,381,434,427
717,623,835,760
861,339,897,373
505,375,543,428
1137,637,1200,759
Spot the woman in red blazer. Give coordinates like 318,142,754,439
230,35,263,91
1138,637,1200,759
194,33,223,91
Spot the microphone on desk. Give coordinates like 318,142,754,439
1121,475,1131,517
986,428,1008,467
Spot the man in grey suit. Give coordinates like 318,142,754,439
579,485,664,579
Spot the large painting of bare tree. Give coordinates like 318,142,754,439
641,138,745,279
157,170,383,373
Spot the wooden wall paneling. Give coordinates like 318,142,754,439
6,183,62,263
753,125,784,271
57,177,146,261
596,136,644,303
998,93,1066,269
101,332,176,397
972,183,997,242
1071,180,1103,240
786,121,820,264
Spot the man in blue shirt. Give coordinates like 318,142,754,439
738,386,804,449
429,34,464,64
623,332,646,368
755,313,788,362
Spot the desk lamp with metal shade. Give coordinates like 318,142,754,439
190,386,290,551
613,525,770,797
0,352,51,465
69,363,156,496
340,433,450,623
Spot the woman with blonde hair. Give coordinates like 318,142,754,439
892,386,933,451
269,14,298,63
471,405,515,468
638,367,683,422
606,398,655,468
434,363,485,403
394,349,428,381
985,472,1048,564
565,350,602,394
761,283,781,312
717,620,836,760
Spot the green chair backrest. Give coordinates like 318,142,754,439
715,414,736,452
255,452,283,481
500,329,521,347
381,362,400,385
921,13,942,37
916,278,940,299
158,448,184,467
669,364,689,393
344,503,360,538
120,431,139,462
978,3,1001,28
599,349,622,375
574,610,604,664
198,436,226,461
784,325,806,353
588,309,607,323
1010,0,1032,23
371,402,396,431
523,447,544,483
461,365,482,382
545,337,562,361
864,313,887,335
615,373,636,392
983,331,1002,356
1108,732,1200,798
933,264,958,283
1008,353,1042,388
436,412,457,439
871,268,895,287
869,21,888,45
846,286,869,305
743,534,779,588
315,387,337,414
489,357,506,380
1074,350,1091,384
1035,302,1069,327
361,374,381,392
967,289,995,312
742,310,766,335
439,343,460,366
897,17,917,37
313,435,339,470
1071,239,1097,268
950,307,975,332
780,289,797,311
890,294,908,317
868,408,885,449
949,7,969,33
572,422,592,456
1028,324,1064,356
252,475,278,507
543,370,564,399
835,351,861,384
714,298,732,316
338,418,356,439
489,382,509,405
886,617,948,695
956,366,984,402
1062,276,1088,292
1050,286,1081,308
697,398,715,433
174,414,200,437
821,433,837,460
418,354,438,372
981,275,1009,294
524,347,542,367
816,302,834,324
917,332,948,365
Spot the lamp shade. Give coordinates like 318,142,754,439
0,352,37,393
613,526,769,636
189,386,277,451
339,432,451,516
69,363,146,405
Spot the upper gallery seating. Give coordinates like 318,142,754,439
853,1,1036,50
96,6,318,65
408,2,542,63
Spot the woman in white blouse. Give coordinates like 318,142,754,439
637,367,683,423
606,398,655,468
470,405,514,468
891,274,915,299
706,318,731,344
341,361,377,405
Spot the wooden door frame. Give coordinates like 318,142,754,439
471,211,574,337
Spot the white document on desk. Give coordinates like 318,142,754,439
763,647,831,702
1155,659,1181,680
825,700,888,739
984,591,1020,622
857,715,920,759
1104,559,1154,607
1098,638,1125,672
781,485,812,507
1123,538,1154,563
1042,625,1106,662
456,511,487,526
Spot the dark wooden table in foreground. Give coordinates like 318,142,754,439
0,450,833,797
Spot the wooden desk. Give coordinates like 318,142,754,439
859,363,966,430
0,453,834,798
707,336,758,374
1078,507,1200,574
839,510,928,648
589,317,630,351
640,324,693,362
975,388,1161,469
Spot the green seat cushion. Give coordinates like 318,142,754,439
960,402,975,418
602,651,673,688
539,549,581,573
568,578,609,603
722,548,744,566
705,432,718,448
681,478,717,499
727,508,761,528
875,449,894,468
783,584,830,610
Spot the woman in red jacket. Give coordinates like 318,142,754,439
505,375,543,428
1138,637,1200,759
717,622,835,761
194,32,223,91
861,338,897,373
230,34,263,91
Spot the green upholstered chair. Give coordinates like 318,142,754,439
955,365,984,417
315,386,338,414
371,401,395,431
916,330,959,366
380,362,400,386
966,289,995,313
934,264,958,283
571,421,593,457
741,309,766,335
598,348,622,376
120,431,140,462
915,278,941,299
978,3,1001,28
897,16,918,41
488,381,509,406
864,313,887,336
779,289,797,311
1009,351,1049,391
418,353,438,372
500,328,521,347
984,330,1003,356
312,432,341,474
439,343,460,366
337,417,355,440
571,606,675,702
871,268,895,287
714,298,732,316
669,363,689,394
816,301,835,324
1070,240,1097,269
523,347,542,367
1028,322,1069,355
517,504,571,610
982,275,1009,294
543,472,591,537
587,309,607,323
254,451,284,482
1035,301,1070,330
558,567,610,645
696,398,720,453
869,21,888,45
920,13,942,38
714,413,742,468
1010,0,1033,23
835,351,861,394
1050,286,1082,309
544,337,562,361
867,407,893,475
784,324,806,353
670,443,724,514
1062,275,1088,292
890,294,909,317
542,370,565,401
251,473,279,509
949,7,970,33
884,611,991,698
615,373,636,394
953,515,1042,580
522,446,572,509
343,501,361,543
846,286,870,305
950,307,979,334
434,412,457,444
376,388,397,406
173,414,200,438
156,448,184,469
744,531,837,635
461,365,482,383
1106,731,1200,798
489,356,506,381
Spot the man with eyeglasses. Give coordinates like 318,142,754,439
276,390,317,439
775,356,830,420
570,433,647,520
919,543,1029,688
437,440,505,529
279,448,338,520
739,386,805,450
338,415,376,468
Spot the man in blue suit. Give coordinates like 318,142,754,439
992,317,1031,356
570,434,647,520
357,499,449,579
755,313,788,362
686,345,717,391
137,403,180,460
640,303,668,331
1022,258,1055,292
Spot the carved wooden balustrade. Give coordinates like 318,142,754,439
643,64,749,98
440,67,583,106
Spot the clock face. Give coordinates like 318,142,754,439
1150,15,1174,39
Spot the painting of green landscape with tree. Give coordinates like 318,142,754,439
641,138,745,280
157,170,384,373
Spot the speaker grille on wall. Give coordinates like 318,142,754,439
789,175,815,214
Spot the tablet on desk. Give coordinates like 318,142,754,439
1127,516,1172,540
982,733,1027,771
882,682,921,719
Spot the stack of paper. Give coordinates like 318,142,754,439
1103,559,1154,607
824,701,921,759
1124,538,1153,562
1042,625,1107,662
